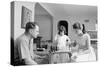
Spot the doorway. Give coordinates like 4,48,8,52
58,20,68,35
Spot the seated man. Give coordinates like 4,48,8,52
14,22,40,65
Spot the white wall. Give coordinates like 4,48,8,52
35,15,53,41
14,1,36,40
34,3,53,41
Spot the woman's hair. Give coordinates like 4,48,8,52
73,22,86,34
25,22,37,32
73,22,81,29
82,24,86,34
58,25,66,35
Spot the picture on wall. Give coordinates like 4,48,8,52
21,6,32,28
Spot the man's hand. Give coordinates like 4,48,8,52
24,59,37,65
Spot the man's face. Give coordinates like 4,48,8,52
30,25,39,38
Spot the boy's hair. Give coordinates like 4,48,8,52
25,22,37,32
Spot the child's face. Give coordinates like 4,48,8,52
60,31,64,36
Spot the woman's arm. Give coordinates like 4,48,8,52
54,34,58,46
79,34,91,54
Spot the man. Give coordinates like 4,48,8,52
14,22,40,65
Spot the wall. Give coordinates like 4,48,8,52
34,15,53,41
34,3,53,41
13,1,36,40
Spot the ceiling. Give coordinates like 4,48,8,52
38,2,97,17
35,3,50,15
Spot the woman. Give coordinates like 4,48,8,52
72,22,96,62
51,25,71,63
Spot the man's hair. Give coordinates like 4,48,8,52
25,22,37,32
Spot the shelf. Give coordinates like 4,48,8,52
87,30,97,32
90,39,97,41
87,30,97,39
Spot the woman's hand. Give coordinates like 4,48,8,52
71,52,78,61
79,49,90,55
